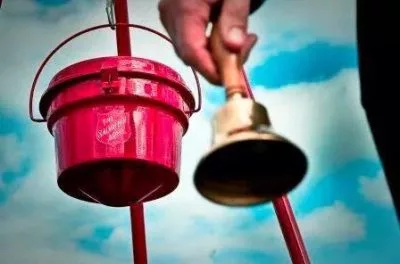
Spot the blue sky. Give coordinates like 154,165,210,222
250,41,358,88
1,0,399,263
35,0,71,6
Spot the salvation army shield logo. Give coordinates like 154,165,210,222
96,108,131,146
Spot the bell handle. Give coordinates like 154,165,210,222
210,22,246,98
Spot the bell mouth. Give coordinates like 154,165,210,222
193,138,308,207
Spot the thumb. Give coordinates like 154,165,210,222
240,33,258,64
218,0,251,53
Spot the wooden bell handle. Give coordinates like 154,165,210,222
210,23,245,98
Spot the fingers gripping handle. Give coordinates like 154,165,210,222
29,23,203,122
209,22,246,99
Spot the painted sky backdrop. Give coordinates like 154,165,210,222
1,0,399,263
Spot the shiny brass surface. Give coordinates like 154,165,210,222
193,21,308,207
211,96,271,147
193,97,308,206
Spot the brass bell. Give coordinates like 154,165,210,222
193,21,308,206
193,93,308,206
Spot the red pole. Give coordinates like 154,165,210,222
273,197,310,264
241,71,310,263
114,0,131,55
113,1,148,264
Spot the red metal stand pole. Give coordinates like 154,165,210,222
114,1,148,263
273,197,310,264
241,71,310,264
114,0,131,55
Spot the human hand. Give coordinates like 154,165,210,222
158,0,258,85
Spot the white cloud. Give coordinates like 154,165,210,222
297,202,365,244
0,122,132,263
261,0,356,43
246,0,356,67
0,134,25,173
0,227,126,264
359,170,393,207
0,0,38,15
0,133,27,190
256,201,365,246
170,201,365,263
